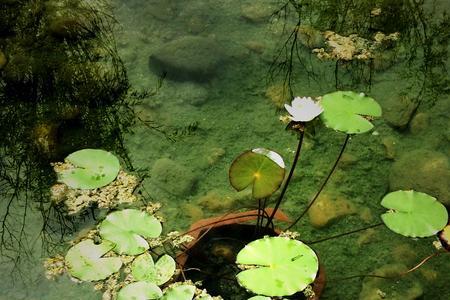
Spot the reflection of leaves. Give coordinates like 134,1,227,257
65,239,122,281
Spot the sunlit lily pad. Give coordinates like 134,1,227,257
59,149,120,189
65,239,122,281
320,91,382,134
229,148,285,199
160,284,196,300
381,190,448,238
117,281,163,300
99,209,162,255
131,253,176,285
236,237,319,297
248,296,272,300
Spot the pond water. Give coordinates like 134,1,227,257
0,0,449,299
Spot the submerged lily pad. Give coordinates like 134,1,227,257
65,239,122,281
229,148,285,199
99,209,162,255
59,149,120,189
160,284,196,300
381,190,448,238
131,253,176,285
320,91,382,134
117,281,163,300
236,237,319,297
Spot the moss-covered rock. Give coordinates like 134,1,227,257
149,36,223,82
389,149,450,206
149,158,197,197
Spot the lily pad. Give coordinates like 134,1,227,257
59,149,120,189
229,148,285,199
381,190,448,237
117,281,163,300
131,253,176,285
320,91,382,134
65,239,122,281
99,209,162,255
236,236,319,297
248,297,272,300
160,284,196,300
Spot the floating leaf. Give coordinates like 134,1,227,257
248,296,272,300
99,209,162,255
381,190,448,238
320,91,381,134
117,281,163,300
229,148,285,199
236,237,319,297
59,149,120,189
65,239,122,281
160,284,196,300
131,253,176,285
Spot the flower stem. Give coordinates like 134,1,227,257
305,222,384,245
285,134,350,231
265,130,305,228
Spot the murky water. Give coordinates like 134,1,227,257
1,0,449,299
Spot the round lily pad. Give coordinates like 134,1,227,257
117,281,163,300
320,91,382,134
59,149,120,189
229,148,285,199
65,239,122,281
248,296,272,300
381,190,448,238
131,253,176,285
160,284,196,300
99,209,162,255
236,236,319,297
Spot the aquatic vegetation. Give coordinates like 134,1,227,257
380,190,448,238
320,91,382,134
117,281,162,300
236,236,318,297
56,149,121,189
131,252,176,285
99,209,162,255
229,148,285,199
65,239,122,282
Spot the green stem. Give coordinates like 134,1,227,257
285,134,350,231
265,130,305,228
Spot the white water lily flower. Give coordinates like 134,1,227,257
284,96,323,122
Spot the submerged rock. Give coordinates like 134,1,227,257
382,95,418,129
389,149,450,206
308,192,356,228
149,158,197,196
149,36,223,82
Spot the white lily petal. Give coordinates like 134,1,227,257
284,96,323,122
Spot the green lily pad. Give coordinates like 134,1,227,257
117,281,163,300
381,190,448,238
236,236,319,297
131,253,176,285
248,297,272,300
160,284,196,300
229,148,285,199
59,149,120,189
65,239,122,281
320,91,382,134
99,209,162,255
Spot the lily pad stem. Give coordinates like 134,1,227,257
306,222,384,245
285,134,350,230
265,130,305,228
